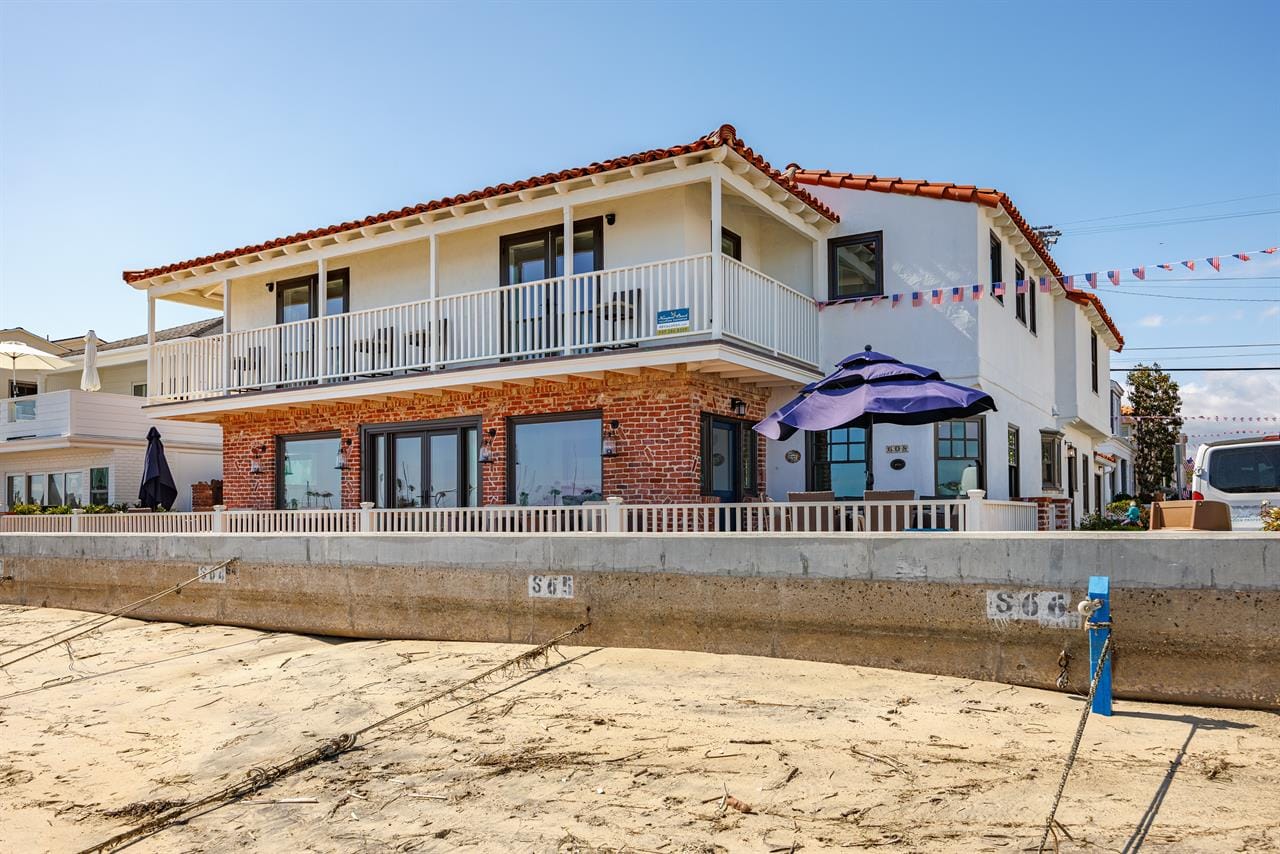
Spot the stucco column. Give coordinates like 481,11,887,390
221,278,232,393
562,204,574,355
146,293,156,399
315,256,327,382
710,176,723,338
428,232,439,370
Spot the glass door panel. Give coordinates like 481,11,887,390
428,432,460,507
393,434,424,508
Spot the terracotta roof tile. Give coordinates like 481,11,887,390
791,168,1123,350
124,125,837,286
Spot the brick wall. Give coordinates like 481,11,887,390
218,368,770,509
1017,496,1072,531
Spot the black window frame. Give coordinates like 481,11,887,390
498,217,604,287
360,417,482,508
273,267,351,324
1014,262,1027,325
827,230,884,301
990,232,1004,304
507,410,604,506
1007,424,1021,499
1090,330,1099,393
275,430,343,510
806,425,872,499
934,417,986,497
1040,430,1063,491
1029,270,1038,333
720,228,742,261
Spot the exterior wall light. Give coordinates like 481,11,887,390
334,437,352,470
601,419,620,457
730,398,747,418
479,428,497,463
605,212,616,226
249,444,266,475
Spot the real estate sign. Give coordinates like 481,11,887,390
656,308,690,336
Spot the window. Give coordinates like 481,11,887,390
1007,425,1021,499
1029,271,1038,333
27,473,45,506
8,379,36,397
273,268,350,324
701,414,759,500
721,228,742,261
1090,331,1099,393
1041,431,1063,490
277,433,343,510
132,382,148,397
935,419,984,497
1014,262,1027,324
500,219,603,357
990,233,1004,303
90,467,110,505
1119,459,1129,495
6,474,25,507
363,419,480,508
509,413,603,506
1204,445,1280,494
827,231,883,300
1095,473,1104,509
809,427,869,499
1081,455,1090,513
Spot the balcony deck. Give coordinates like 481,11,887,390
150,255,819,404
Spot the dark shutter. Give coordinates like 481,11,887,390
741,423,758,496
699,413,713,495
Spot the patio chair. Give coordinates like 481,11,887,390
863,490,915,532
785,490,855,532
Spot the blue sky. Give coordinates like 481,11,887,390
1,1,1277,427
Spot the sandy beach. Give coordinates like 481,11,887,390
1,604,1276,853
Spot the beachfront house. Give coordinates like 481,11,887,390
121,125,1123,527
1,322,224,511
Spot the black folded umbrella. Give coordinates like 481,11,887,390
139,426,178,510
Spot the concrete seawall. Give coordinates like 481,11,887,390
1,532,1276,709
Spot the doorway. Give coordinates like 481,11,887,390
364,420,479,508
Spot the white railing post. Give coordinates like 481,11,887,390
360,501,375,532
212,504,226,533
222,278,232,394
710,177,723,338
966,489,986,532
316,257,328,382
604,497,624,532
70,508,84,533
146,293,156,399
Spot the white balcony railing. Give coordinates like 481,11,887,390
0,494,1040,534
0,389,223,446
150,254,818,402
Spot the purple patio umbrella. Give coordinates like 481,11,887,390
754,346,996,442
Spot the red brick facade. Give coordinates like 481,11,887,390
1017,496,1072,531
218,368,770,510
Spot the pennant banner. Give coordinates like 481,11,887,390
816,245,1278,310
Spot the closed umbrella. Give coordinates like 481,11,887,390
80,330,101,392
0,340,74,399
139,427,178,510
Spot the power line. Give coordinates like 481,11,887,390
1122,343,1280,351
1097,291,1280,303
1053,192,1280,226
1110,366,1280,372
1061,208,1280,236
1113,351,1280,362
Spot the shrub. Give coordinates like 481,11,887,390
1079,512,1128,531
1263,505,1280,533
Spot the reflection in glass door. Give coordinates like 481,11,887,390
393,434,424,507
428,432,460,507
810,427,869,498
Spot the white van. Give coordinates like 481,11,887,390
1191,436,1279,531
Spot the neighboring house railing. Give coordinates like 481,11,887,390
0,390,224,446
0,493,1039,534
149,254,819,403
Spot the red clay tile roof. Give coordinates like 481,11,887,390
790,169,1124,350
123,125,837,286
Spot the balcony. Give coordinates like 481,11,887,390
150,254,819,403
0,389,221,450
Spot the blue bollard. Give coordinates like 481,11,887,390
1087,575,1112,716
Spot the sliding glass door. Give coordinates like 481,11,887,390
499,218,602,357
364,420,479,508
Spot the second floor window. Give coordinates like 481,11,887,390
1014,262,1027,324
990,232,1004,303
1091,330,1099,393
274,268,350,324
721,228,742,261
828,231,883,300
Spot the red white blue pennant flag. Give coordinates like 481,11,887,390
1132,266,1146,280
1084,273,1099,289
1207,256,1221,271
951,287,964,303
971,284,984,300
1107,270,1121,286
1182,260,1196,271
1234,253,1250,262
891,293,902,308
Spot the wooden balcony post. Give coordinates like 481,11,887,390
710,176,723,338
428,233,438,369
146,293,156,399
316,257,327,382
222,278,231,394
562,204,574,355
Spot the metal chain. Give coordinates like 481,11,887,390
1055,649,1071,690
1037,634,1112,853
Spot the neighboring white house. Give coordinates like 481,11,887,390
1097,380,1136,503
1,321,224,511
115,124,1125,527
763,170,1125,527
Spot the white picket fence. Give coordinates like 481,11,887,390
0,492,1038,535
150,253,819,402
